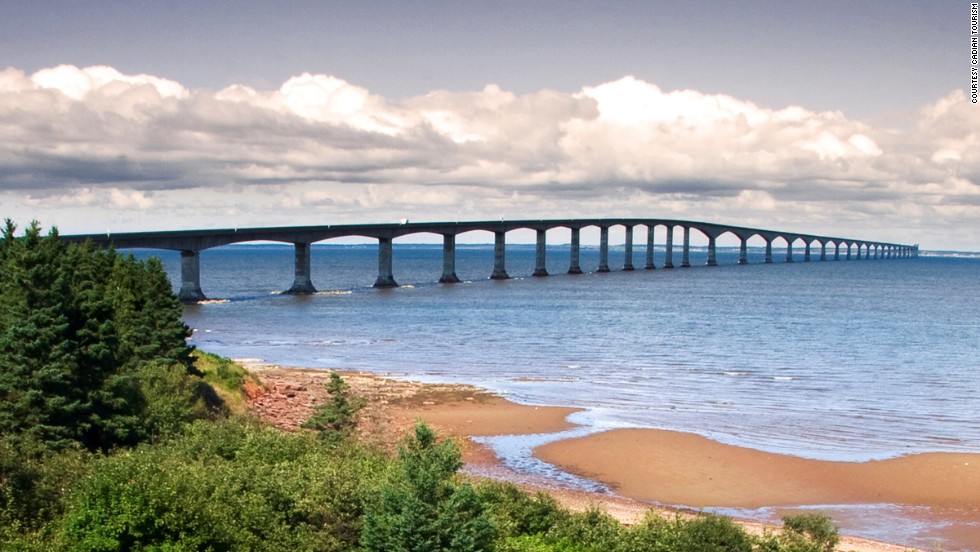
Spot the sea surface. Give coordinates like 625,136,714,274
140,243,980,549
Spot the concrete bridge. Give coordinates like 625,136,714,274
62,218,918,303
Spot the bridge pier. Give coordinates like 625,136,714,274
786,241,794,263
845,244,852,261
597,227,610,272
178,250,207,303
374,237,398,288
285,242,317,294
623,226,635,270
645,225,656,269
664,227,674,268
490,231,509,279
820,242,827,261
764,240,773,264
439,234,461,283
738,239,748,265
706,236,717,266
681,227,691,268
804,242,811,262
533,229,549,277
568,228,583,274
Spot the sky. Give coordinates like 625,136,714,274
0,0,977,249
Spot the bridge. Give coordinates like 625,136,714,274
62,218,918,303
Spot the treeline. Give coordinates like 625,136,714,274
0,221,841,551
0,220,210,452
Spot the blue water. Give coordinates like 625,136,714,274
153,243,980,461
138,243,980,548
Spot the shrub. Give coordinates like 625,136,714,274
780,513,840,552
53,420,385,551
546,507,626,552
361,421,495,552
133,362,214,439
626,511,685,552
0,437,91,544
478,481,568,538
302,371,365,444
675,514,753,552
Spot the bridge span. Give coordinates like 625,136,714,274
62,218,918,303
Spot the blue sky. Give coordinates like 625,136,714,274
0,1,977,249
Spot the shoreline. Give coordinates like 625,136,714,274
241,362,977,551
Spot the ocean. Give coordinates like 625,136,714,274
140,242,980,549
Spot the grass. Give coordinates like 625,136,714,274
192,350,258,415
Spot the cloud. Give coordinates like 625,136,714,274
0,65,978,248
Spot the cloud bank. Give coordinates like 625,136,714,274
0,65,977,248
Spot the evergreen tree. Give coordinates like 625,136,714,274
0,222,85,449
0,220,206,451
362,422,495,552
302,372,365,444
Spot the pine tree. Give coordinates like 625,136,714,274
301,372,365,444
361,422,495,552
0,221,206,451
0,222,85,448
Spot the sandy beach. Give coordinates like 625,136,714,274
241,363,979,551
535,429,980,509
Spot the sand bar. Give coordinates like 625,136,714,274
534,428,980,509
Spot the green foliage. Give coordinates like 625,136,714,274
478,481,568,538
194,350,247,391
132,362,214,439
54,420,386,551
674,514,753,552
0,436,92,544
779,513,840,552
0,220,205,452
497,534,564,552
546,508,626,552
624,512,685,552
362,421,496,552
302,371,366,444
192,350,254,416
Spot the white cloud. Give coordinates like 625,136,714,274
0,65,978,249
108,188,153,209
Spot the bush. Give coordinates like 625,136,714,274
478,481,568,538
675,514,753,552
626,511,685,552
302,371,365,444
780,513,840,552
546,508,626,552
133,362,215,439
53,420,385,551
361,421,495,552
0,437,91,545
